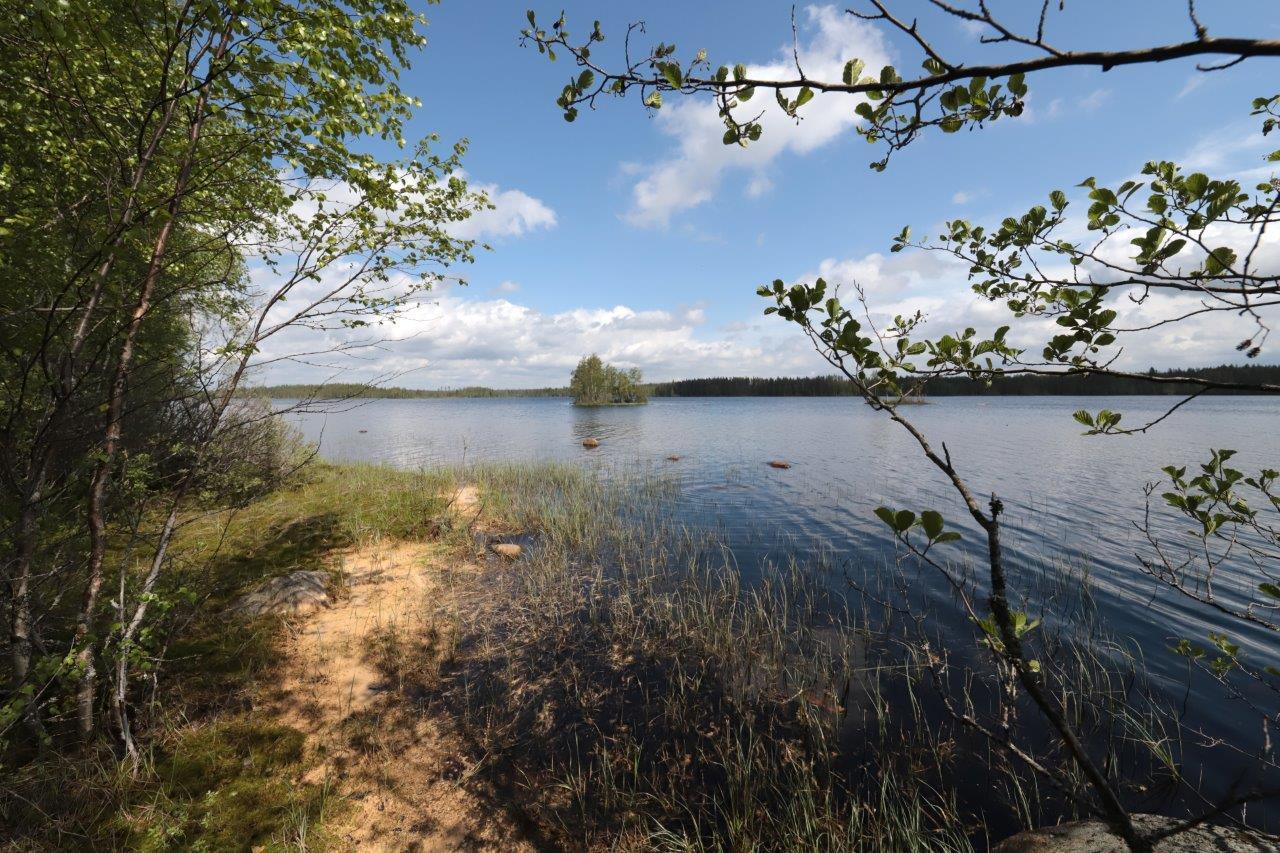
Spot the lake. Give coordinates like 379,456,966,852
282,393,1280,827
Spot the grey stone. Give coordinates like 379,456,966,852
993,814,1279,852
229,570,330,618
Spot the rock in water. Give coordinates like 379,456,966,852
229,570,330,618
768,460,792,470
490,543,522,559
666,455,682,461
993,814,1278,852
582,437,600,448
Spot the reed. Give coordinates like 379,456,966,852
412,462,1179,849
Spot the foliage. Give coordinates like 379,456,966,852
649,365,1280,397
530,3,1280,847
0,0,479,762
569,354,648,406
253,382,570,399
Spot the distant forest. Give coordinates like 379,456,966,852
259,382,568,399
652,365,1280,397
256,365,1280,400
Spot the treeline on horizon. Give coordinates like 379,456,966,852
653,365,1280,397
256,382,570,399
253,364,1279,400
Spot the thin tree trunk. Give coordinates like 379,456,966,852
982,498,1147,851
72,25,229,739
5,7,198,728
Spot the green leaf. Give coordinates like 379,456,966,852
1204,247,1237,277
842,58,865,86
643,90,663,109
893,509,916,533
921,510,944,539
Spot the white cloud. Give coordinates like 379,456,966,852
1029,88,1109,123
273,170,555,247
622,5,892,228
489,280,521,295
1076,88,1110,112
253,287,825,388
452,177,557,240
745,173,775,198
777,134,1280,372
1177,75,1207,99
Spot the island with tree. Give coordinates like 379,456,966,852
569,354,648,406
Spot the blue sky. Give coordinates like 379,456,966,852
261,1,1280,388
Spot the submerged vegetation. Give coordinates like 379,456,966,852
528,3,1280,847
5,0,1280,849
0,459,1181,849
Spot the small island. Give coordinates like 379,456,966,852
570,354,648,406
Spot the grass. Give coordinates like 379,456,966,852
413,463,980,850
407,462,1182,850
0,462,461,850
2,459,1182,850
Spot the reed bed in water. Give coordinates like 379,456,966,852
406,463,1177,850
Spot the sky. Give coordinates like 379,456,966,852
256,0,1280,389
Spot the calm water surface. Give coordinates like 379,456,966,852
285,395,1280,658
284,394,1280,824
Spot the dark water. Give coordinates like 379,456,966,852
283,394,1280,826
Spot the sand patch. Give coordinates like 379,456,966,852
266,537,532,851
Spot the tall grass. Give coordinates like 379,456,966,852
1,460,1180,849
401,462,1182,850
415,464,977,850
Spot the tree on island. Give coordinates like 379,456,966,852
570,355,647,405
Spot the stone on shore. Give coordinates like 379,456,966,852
582,437,600,448
229,570,330,618
490,543,522,559
768,460,792,469
993,814,1278,852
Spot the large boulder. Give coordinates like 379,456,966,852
993,814,1278,852
229,570,331,618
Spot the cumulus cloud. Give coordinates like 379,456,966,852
253,287,825,388
452,176,557,240
785,135,1280,372
622,5,891,228
280,169,555,244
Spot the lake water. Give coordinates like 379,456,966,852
282,394,1280,827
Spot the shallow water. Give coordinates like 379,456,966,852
282,393,1280,827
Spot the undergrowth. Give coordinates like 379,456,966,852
0,463,456,850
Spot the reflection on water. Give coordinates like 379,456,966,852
283,394,1280,825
